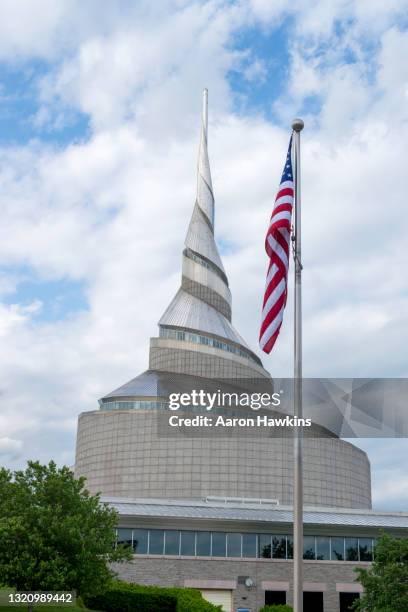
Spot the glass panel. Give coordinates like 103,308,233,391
212,532,226,557
196,531,211,556
287,535,293,559
316,536,330,560
242,533,257,558
132,529,148,554
259,534,272,559
272,535,287,559
149,530,164,555
164,530,180,555
359,538,373,561
303,536,316,560
180,531,195,556
331,537,344,561
227,533,242,558
345,537,359,561
117,528,132,549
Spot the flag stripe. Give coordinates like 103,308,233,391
259,136,294,354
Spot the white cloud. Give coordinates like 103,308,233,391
0,437,23,460
0,0,407,513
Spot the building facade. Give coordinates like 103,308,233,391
75,91,404,612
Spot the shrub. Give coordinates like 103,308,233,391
86,581,222,612
259,605,293,612
86,585,176,612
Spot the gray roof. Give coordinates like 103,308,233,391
159,289,250,349
104,498,408,529
100,370,266,402
184,204,224,273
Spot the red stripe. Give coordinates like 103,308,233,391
259,287,287,337
261,326,281,354
262,266,282,306
275,187,294,200
271,204,292,222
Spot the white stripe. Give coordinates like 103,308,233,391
267,234,289,271
274,194,293,207
265,262,278,286
260,307,284,348
270,210,292,226
262,276,286,319
278,180,294,191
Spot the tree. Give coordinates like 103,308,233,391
354,532,408,611
0,461,131,601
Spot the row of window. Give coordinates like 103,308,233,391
116,528,375,562
184,248,227,283
159,327,258,364
99,400,167,411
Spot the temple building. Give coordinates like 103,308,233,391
75,90,408,612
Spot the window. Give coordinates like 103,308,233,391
226,533,241,557
212,532,226,557
164,531,180,555
242,533,257,558
340,592,360,611
331,537,345,561
303,536,316,560
132,529,148,554
304,591,323,612
316,536,330,560
117,528,377,563
196,531,211,556
117,528,132,549
345,538,359,561
149,530,164,555
180,531,195,556
265,591,286,605
272,535,286,559
359,538,373,562
259,534,272,558
287,535,294,559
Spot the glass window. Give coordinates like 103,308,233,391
259,534,272,559
316,536,330,560
196,531,211,556
345,538,359,561
272,535,287,559
180,531,195,556
149,530,164,555
303,536,316,560
132,529,148,554
117,528,132,549
164,531,180,555
242,533,257,558
331,537,344,561
212,532,226,557
287,535,294,559
359,538,373,562
227,533,242,557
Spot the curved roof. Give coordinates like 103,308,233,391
159,289,250,350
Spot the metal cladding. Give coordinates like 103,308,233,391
159,89,259,368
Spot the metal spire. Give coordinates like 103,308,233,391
196,88,214,230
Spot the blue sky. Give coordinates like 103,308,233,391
0,0,407,510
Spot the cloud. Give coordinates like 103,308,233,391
0,437,23,460
0,0,406,514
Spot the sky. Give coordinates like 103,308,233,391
0,0,407,510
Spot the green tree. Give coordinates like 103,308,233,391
0,461,131,601
354,532,408,611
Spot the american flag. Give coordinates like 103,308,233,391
259,137,294,354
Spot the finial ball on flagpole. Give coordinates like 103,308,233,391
291,118,304,132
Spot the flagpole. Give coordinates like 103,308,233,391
292,117,304,612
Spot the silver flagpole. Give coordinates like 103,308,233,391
292,117,304,612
